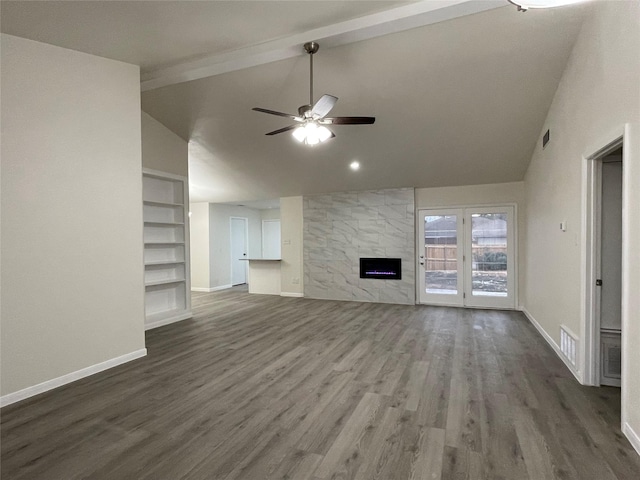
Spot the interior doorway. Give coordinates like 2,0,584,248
594,146,623,387
230,217,248,285
262,219,281,258
417,205,516,309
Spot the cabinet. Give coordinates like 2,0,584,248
143,169,192,329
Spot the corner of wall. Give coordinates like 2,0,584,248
280,196,304,296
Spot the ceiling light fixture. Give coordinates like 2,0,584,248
293,122,333,146
350,161,360,171
507,0,586,12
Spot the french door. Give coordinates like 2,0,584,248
418,206,515,309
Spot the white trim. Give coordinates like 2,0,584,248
145,311,192,330
280,292,304,298
623,423,640,458
142,167,188,182
582,135,624,386
191,284,232,293
0,349,147,408
620,123,639,429
520,307,582,384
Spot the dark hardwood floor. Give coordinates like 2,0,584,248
2,287,639,479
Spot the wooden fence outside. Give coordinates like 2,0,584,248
425,245,507,271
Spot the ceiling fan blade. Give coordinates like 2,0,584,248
320,116,376,125
252,107,302,122
265,125,298,136
311,94,338,118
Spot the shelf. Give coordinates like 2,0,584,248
144,242,185,246
145,278,186,287
143,200,184,208
144,244,185,264
144,221,184,226
143,170,191,328
145,260,185,266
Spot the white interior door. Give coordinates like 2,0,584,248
230,217,248,285
262,220,281,258
418,209,464,306
418,206,516,309
600,161,622,330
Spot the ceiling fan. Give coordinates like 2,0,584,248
252,42,375,146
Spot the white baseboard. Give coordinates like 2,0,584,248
623,423,640,458
191,284,232,293
0,348,147,408
145,311,192,330
281,292,304,298
520,307,583,384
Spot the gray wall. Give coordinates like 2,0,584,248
304,188,415,304
1,34,145,397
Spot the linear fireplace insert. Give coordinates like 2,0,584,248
359,258,402,280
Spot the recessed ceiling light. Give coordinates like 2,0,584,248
350,161,360,171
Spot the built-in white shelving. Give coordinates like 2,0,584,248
143,169,192,330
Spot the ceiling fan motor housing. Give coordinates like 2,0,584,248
303,42,319,55
298,105,313,117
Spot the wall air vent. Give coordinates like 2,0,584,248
601,330,621,386
560,325,577,368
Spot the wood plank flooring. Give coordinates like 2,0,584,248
2,287,639,479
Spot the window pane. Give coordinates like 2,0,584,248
424,215,457,294
471,213,507,297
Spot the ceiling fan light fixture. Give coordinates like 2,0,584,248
292,126,306,143
292,122,332,145
317,125,332,142
507,0,586,11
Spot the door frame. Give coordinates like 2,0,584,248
230,216,249,285
583,134,624,387
417,208,465,306
416,203,518,309
261,219,281,259
463,206,516,309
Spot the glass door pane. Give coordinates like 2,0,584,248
464,206,515,309
471,212,508,297
418,209,464,306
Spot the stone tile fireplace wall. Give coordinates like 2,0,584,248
303,188,415,304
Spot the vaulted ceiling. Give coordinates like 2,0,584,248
1,1,588,203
